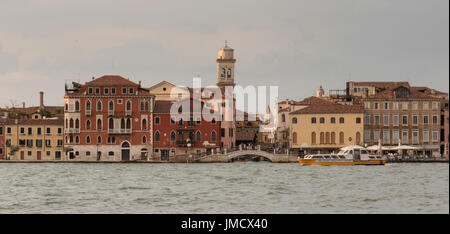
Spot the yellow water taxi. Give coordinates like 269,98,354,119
298,145,386,166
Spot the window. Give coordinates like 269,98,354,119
129,88,134,94
229,128,234,137
211,118,216,124
88,88,93,94
58,128,62,135
432,131,438,142
311,132,316,145
319,132,324,144
221,128,225,137
330,117,336,124
221,68,225,78
432,115,438,125
364,102,370,109
356,117,361,124
339,117,344,124
402,102,408,110
339,132,344,144
170,132,176,142
319,117,325,124
227,68,232,78
142,119,147,130
142,136,147,144
393,115,399,126
104,88,109,95
412,115,418,125
423,102,429,110
97,119,102,130
374,102,379,110
109,100,114,111
28,128,32,135
364,115,370,125
292,132,297,144
282,114,285,122
95,88,100,94
412,131,419,143
0,127,2,135
155,131,160,142
86,136,91,144
311,117,316,124
86,120,91,130
374,130,380,141
75,101,80,111
383,130,390,144
196,131,202,142
97,136,102,144
432,102,439,110
292,117,298,124
393,102,399,110
423,130,429,142
112,88,116,94
122,88,127,94
155,117,160,124
402,130,408,144
412,102,418,110
364,130,371,142
46,128,51,134
374,115,380,125
402,115,408,125
37,128,42,135
383,115,389,126
384,102,389,110
211,131,217,142
86,100,91,111
423,115,429,124
97,100,102,111
393,130,399,143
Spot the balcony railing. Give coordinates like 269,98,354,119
176,140,195,147
108,129,132,134
65,129,80,134
86,109,91,116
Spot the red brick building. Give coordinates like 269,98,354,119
64,75,154,161
153,99,221,160
0,120,4,159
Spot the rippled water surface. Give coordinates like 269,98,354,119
0,163,448,213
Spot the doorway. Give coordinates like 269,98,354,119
37,151,41,160
121,141,131,161
161,149,170,161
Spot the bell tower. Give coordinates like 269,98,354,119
216,41,236,88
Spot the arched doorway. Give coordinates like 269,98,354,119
121,141,131,161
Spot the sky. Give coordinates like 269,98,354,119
0,0,448,109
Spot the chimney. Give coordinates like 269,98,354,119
22,102,25,108
39,91,44,108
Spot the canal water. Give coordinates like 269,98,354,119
0,163,448,213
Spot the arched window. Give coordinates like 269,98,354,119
121,141,130,148
211,118,216,124
86,100,91,111
155,131,160,142
109,100,114,111
196,131,202,142
211,131,217,142
311,132,316,145
75,119,80,129
86,120,91,130
121,119,125,129
97,100,102,111
65,103,68,111
109,118,114,129
356,132,361,145
75,101,80,111
339,132,345,144
69,119,74,128
65,119,68,128
170,131,176,142
126,118,131,129
339,117,345,124
142,136,147,144
292,117,297,124
75,136,79,144
97,136,102,144
320,132,325,144
86,136,91,144
292,132,297,144
126,100,131,111
97,119,102,130
142,119,147,130
69,135,73,143
331,132,336,144
282,114,286,122
311,117,316,124
326,132,330,144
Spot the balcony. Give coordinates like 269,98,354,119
126,110,132,116
65,129,80,134
176,139,195,147
108,129,132,134
108,110,114,116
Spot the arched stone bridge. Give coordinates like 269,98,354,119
195,150,298,163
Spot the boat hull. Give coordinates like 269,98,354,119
298,159,386,166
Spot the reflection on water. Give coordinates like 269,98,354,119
0,163,448,213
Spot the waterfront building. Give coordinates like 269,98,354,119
0,120,4,159
148,81,189,101
63,75,154,161
288,97,364,155
359,83,447,157
152,99,222,161
235,110,261,147
2,119,64,160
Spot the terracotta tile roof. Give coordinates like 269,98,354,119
370,86,441,99
294,96,337,105
0,106,63,116
85,75,139,87
290,103,363,115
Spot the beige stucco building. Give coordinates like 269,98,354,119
288,98,364,155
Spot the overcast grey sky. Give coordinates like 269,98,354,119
0,0,448,107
